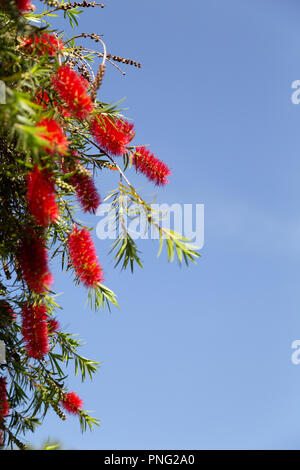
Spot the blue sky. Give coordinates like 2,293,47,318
29,0,300,449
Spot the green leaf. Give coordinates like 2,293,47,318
86,283,119,312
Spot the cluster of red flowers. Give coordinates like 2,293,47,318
35,90,52,107
52,65,94,119
0,0,174,441
90,114,171,185
60,392,83,414
60,392,83,415
14,23,170,379
36,118,69,155
26,165,59,226
15,0,33,12
132,146,171,186
35,89,71,118
0,378,10,420
63,153,101,214
0,0,33,14
18,230,53,294
22,33,63,56
68,227,104,288
0,377,9,446
90,115,135,156
21,303,49,359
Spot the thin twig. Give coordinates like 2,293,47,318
81,134,133,188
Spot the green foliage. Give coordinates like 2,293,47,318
105,182,200,271
86,284,119,312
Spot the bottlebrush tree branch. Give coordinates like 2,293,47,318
0,0,200,449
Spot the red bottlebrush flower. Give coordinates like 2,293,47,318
68,227,104,288
21,303,49,359
63,153,100,214
60,392,83,415
132,146,171,186
90,114,135,156
52,65,93,119
35,89,51,108
0,0,34,13
36,118,69,155
70,173,101,214
18,230,53,294
34,90,50,108
0,378,10,420
22,33,63,56
47,318,60,334
14,0,34,12
27,165,59,226
35,90,71,118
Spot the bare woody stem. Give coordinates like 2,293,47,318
90,37,107,101
40,2,105,17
